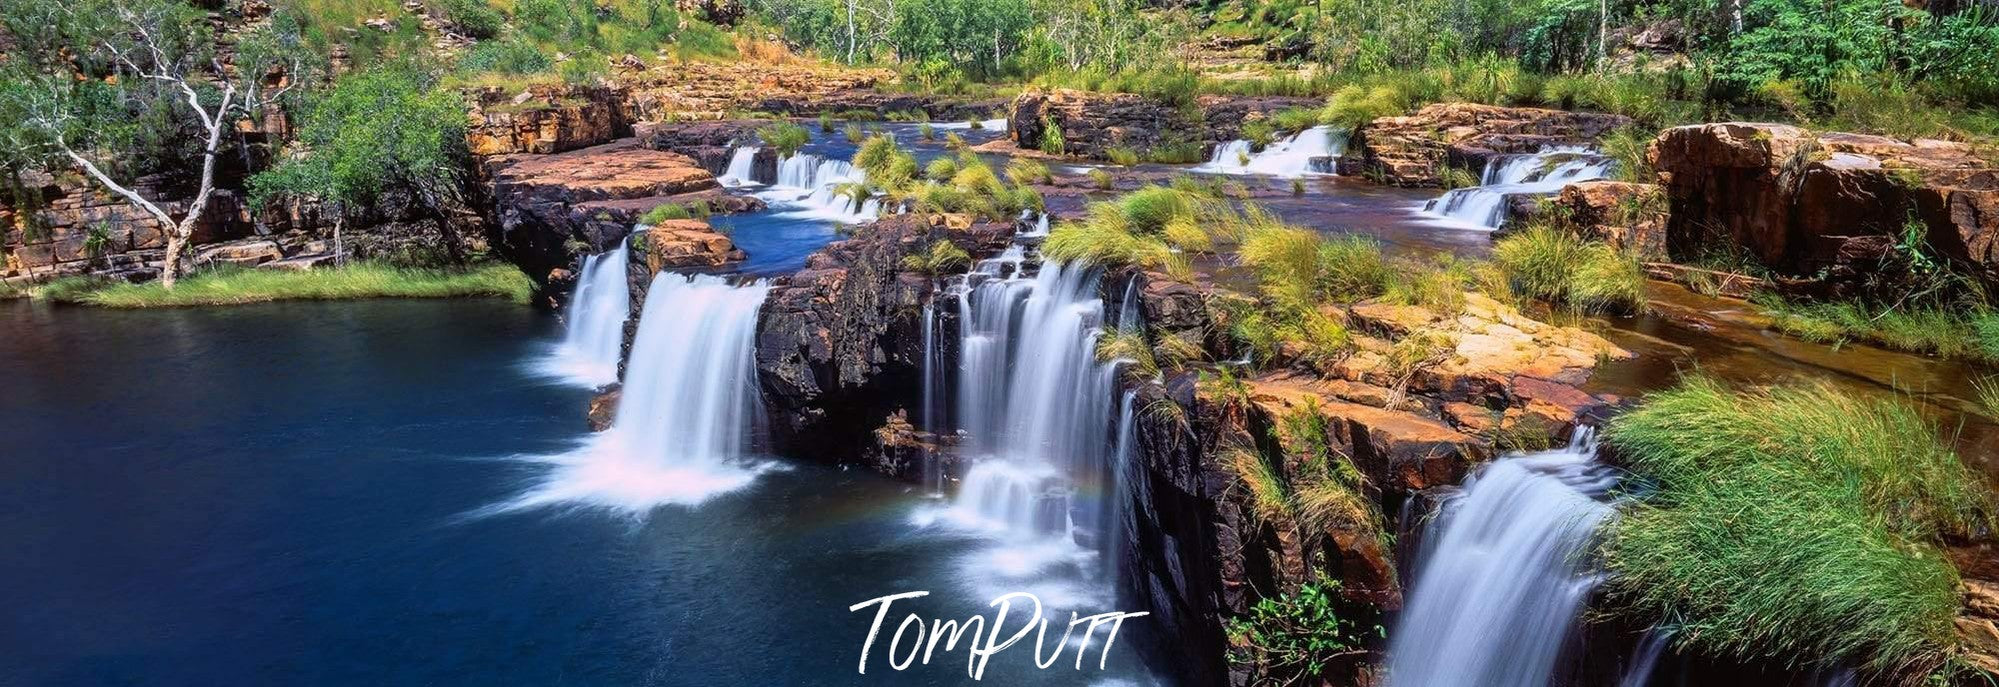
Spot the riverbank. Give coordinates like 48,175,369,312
34,263,533,308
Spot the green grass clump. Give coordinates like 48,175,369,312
1756,295,1999,363
1039,121,1066,155
900,240,971,276
1087,169,1114,189
1321,84,1410,130
1106,145,1140,167
925,157,959,183
757,122,810,157
41,263,533,307
1605,377,1994,675
1241,227,1390,309
1492,225,1644,313
1004,158,1052,186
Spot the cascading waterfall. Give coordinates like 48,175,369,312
1421,146,1614,229
1385,429,1621,687
718,146,761,187
504,274,774,513
921,245,1128,605
757,153,881,223
539,245,630,387
1194,125,1345,177
920,299,945,494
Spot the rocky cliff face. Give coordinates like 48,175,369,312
465,85,634,156
1341,103,1632,186
1649,123,1999,293
753,215,1009,464
1009,89,1184,159
634,119,777,181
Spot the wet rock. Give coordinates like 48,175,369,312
1251,377,1485,491
1340,103,1632,186
634,120,779,180
1649,122,1999,291
587,385,620,431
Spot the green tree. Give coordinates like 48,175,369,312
249,64,474,266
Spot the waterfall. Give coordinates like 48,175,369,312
718,146,761,187
757,153,881,223
1385,430,1621,687
539,245,630,387
934,117,1008,131
503,274,774,514
1620,629,1673,687
1194,125,1345,177
1421,146,1614,230
920,299,945,493
1104,391,1141,581
919,247,1128,606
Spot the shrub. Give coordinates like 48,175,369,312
1004,158,1051,186
757,122,810,157
1039,121,1066,155
1605,377,1993,674
457,39,552,75
430,0,503,39
1492,225,1643,313
1601,126,1657,184
1106,145,1140,166
1224,577,1377,682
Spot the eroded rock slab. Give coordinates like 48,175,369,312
1341,103,1632,186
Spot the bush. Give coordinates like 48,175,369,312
1106,145,1140,166
757,121,810,157
430,0,503,39
1605,377,1993,674
1492,225,1643,313
457,39,553,75
1225,577,1377,682
1039,121,1066,155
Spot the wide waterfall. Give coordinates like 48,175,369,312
539,245,630,387
503,274,774,514
1421,146,1614,229
1195,125,1345,177
718,146,761,187
757,153,882,223
1385,430,1620,687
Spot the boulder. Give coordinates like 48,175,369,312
634,119,778,180
465,85,633,156
1009,89,1180,159
638,219,745,271
1544,180,1669,260
1649,122,1999,290
486,139,721,284
1340,103,1632,186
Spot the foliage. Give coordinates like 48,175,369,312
1039,120,1067,155
1224,576,1377,682
1492,225,1644,313
1605,377,1994,674
757,121,811,157
39,262,533,306
900,240,972,275
1106,145,1140,166
1004,158,1052,185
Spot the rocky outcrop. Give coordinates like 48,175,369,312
620,60,897,121
1649,122,1999,292
2,172,254,283
486,139,724,286
635,219,745,271
1009,89,1182,159
466,85,634,156
1197,95,1323,142
1541,180,1670,260
634,119,777,180
754,215,1011,462
1340,103,1632,186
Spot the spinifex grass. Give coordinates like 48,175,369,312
42,263,534,308
1605,377,1994,675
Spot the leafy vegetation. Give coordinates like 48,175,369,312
1605,377,1994,676
38,262,533,307
1225,575,1379,683
757,122,811,157
1492,225,1645,314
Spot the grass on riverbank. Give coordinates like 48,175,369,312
1755,294,1999,363
1605,377,1995,677
37,263,534,308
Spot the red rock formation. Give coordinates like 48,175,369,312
1341,102,1632,186
465,85,634,156
1009,88,1181,159
1548,180,1670,260
1649,122,1999,289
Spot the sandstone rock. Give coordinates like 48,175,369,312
1009,89,1180,160
1341,103,1632,186
487,139,721,283
1548,180,1669,260
587,385,620,431
465,84,633,156
1649,122,1999,290
639,219,745,270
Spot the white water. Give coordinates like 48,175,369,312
755,153,881,223
912,247,1127,607
1421,146,1614,230
933,117,1008,131
1620,629,1673,687
504,274,774,514
718,146,761,187
539,245,630,387
1194,125,1345,177
1385,430,1621,687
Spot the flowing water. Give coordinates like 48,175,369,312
1194,125,1345,177
1421,147,1615,230
502,274,774,514
757,154,882,223
1386,430,1622,687
538,244,629,387
718,146,762,187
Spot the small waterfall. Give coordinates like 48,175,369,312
757,153,881,223
1104,390,1140,581
504,274,774,514
540,245,630,387
1385,430,1621,687
1421,146,1614,230
1195,125,1344,177
1620,629,1673,687
920,299,945,493
934,117,1008,131
718,146,761,187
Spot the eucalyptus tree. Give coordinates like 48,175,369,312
0,0,309,288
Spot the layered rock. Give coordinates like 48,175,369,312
1197,95,1323,142
1008,89,1182,159
1649,122,1999,291
634,119,777,180
465,85,634,156
2,172,254,282
1340,103,1632,186
634,219,745,271
754,215,1011,462
1541,180,1670,260
485,139,727,286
